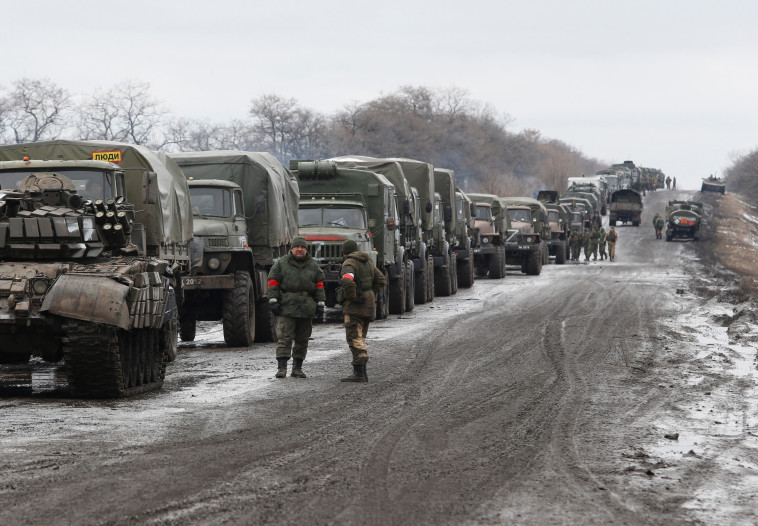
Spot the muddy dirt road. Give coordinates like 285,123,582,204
2,189,757,525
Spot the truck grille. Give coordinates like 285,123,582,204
204,237,229,247
307,242,342,260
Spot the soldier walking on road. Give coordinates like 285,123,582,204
268,236,326,379
582,229,591,261
606,226,618,261
672,176,677,189
339,240,386,383
569,229,582,261
653,213,665,239
598,227,607,260
588,227,600,261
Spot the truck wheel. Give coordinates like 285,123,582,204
405,260,415,312
254,299,277,342
450,253,458,294
457,257,474,288
179,318,196,342
414,260,428,305
665,232,673,242
610,220,616,226
376,270,390,319
555,241,567,264
632,221,639,227
434,261,452,297
489,248,505,279
426,258,435,302
222,271,255,347
162,316,179,362
389,263,406,314
526,249,542,275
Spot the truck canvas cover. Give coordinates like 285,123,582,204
0,139,192,249
170,151,298,252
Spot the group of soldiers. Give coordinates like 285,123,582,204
568,226,618,262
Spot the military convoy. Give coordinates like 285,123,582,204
467,193,509,279
0,140,192,397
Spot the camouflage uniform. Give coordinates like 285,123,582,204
569,229,582,261
268,237,326,378
339,240,386,382
653,214,664,239
598,227,607,260
582,230,591,261
606,228,618,261
587,227,599,261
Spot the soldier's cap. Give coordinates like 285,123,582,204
342,240,358,255
291,236,308,248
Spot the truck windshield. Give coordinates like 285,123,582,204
299,207,366,228
572,213,583,223
474,205,491,221
190,187,232,217
508,209,531,223
0,169,115,199
455,199,465,220
548,211,559,223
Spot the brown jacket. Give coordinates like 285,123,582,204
340,251,386,318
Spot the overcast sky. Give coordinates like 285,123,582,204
4,0,758,190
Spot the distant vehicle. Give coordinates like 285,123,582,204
665,201,701,241
701,175,726,194
609,189,643,226
466,193,509,279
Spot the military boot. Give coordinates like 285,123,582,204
340,364,368,383
291,358,306,378
275,358,288,378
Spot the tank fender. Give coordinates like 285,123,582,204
41,274,131,329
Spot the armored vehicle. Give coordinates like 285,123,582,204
502,197,550,275
453,188,476,287
0,140,194,397
537,190,569,264
701,175,726,194
467,193,508,279
291,160,400,319
609,189,643,226
170,151,299,344
665,201,701,241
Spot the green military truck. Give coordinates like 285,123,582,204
432,168,461,295
502,197,550,276
0,140,193,397
170,151,299,345
537,190,569,264
467,193,509,279
609,188,643,226
453,187,476,287
291,160,402,319
665,200,702,241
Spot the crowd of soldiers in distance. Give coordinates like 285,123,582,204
567,226,618,262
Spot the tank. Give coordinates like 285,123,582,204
701,175,726,194
0,165,179,397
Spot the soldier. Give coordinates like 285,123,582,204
673,176,677,189
582,228,591,261
268,236,326,379
665,176,672,189
569,228,582,261
339,239,386,383
606,226,618,261
598,227,607,260
653,213,665,239
588,226,600,261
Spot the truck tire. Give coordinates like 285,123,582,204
609,220,616,226
525,249,542,275
434,262,452,297
488,248,505,279
405,260,415,312
632,220,639,227
376,269,390,319
457,256,474,288
254,299,277,342
162,316,178,362
426,258,435,302
450,253,458,294
222,271,255,347
389,263,406,314
555,241,567,264
179,318,196,342
414,260,428,305
665,231,673,242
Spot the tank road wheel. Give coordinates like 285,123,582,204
426,258,435,303
414,260,428,305
162,315,179,362
254,298,277,342
450,253,458,294
405,260,415,312
63,321,168,398
222,271,255,347
457,256,474,288
526,248,542,275
389,263,407,315
180,317,196,342
488,248,505,279
555,241,567,264
434,259,452,297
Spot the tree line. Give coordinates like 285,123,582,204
0,78,603,194
725,149,758,200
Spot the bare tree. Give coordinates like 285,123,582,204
78,81,166,147
3,78,71,143
249,94,298,160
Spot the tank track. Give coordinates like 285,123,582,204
62,320,168,398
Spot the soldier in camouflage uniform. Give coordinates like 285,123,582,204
598,227,607,260
606,226,618,261
582,229,591,261
339,239,386,383
587,227,600,261
569,229,582,261
653,213,665,239
268,236,326,379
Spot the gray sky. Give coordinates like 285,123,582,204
4,0,758,190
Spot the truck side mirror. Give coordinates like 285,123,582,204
425,202,433,213
143,171,158,204
444,206,453,222
470,203,477,216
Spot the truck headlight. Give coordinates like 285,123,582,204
525,236,535,244
482,237,490,244
31,278,50,295
208,257,221,270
